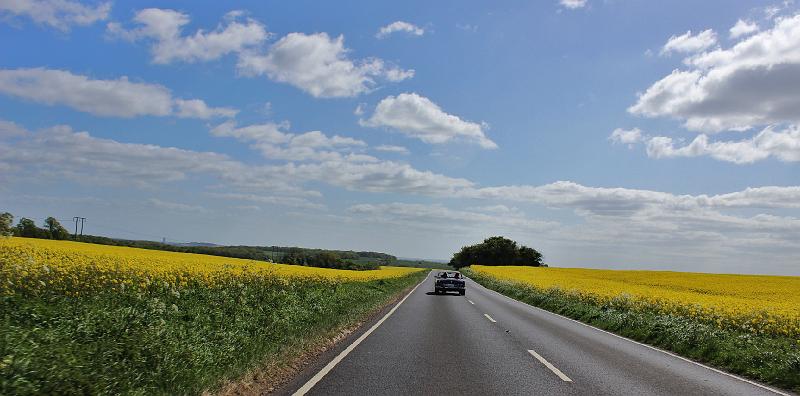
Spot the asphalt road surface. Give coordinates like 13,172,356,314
284,273,791,396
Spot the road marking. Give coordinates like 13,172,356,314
292,276,427,396
483,313,496,323
476,284,790,396
468,299,475,304
528,349,572,382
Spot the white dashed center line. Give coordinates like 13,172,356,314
483,313,496,323
528,349,572,382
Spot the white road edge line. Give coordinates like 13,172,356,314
483,313,497,323
468,299,475,304
478,284,790,396
292,275,427,396
528,349,573,382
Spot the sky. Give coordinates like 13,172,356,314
1,0,799,275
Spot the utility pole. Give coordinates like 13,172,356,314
73,217,86,239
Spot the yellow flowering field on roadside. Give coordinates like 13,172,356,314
0,237,422,295
472,265,800,338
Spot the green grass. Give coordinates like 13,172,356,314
1,271,427,395
463,268,800,393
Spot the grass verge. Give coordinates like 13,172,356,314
463,268,800,393
1,271,427,395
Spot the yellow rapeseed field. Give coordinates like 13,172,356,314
472,265,800,339
0,237,422,295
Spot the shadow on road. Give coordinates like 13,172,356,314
425,291,462,296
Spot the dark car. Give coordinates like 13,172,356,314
434,271,465,295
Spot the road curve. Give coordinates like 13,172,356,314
282,272,792,396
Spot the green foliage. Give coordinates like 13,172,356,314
0,271,427,395
44,217,70,240
464,269,800,393
0,212,12,237
14,218,49,239
449,236,543,269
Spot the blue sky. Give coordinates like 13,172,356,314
1,0,799,275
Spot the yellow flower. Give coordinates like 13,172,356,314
472,265,800,339
0,238,422,296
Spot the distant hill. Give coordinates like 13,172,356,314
170,242,220,247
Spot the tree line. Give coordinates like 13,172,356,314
0,212,391,270
1,213,71,240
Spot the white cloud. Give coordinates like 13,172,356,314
0,124,242,186
237,32,414,98
375,144,410,154
210,121,366,162
0,68,235,118
645,125,800,164
360,93,497,149
207,192,324,210
354,103,366,116
376,21,425,39
729,19,759,39
461,180,800,217
174,99,238,119
148,198,207,213
0,0,110,31
559,0,587,9
108,8,268,64
348,202,556,233
0,119,28,138
609,127,643,147
660,29,717,55
631,14,800,132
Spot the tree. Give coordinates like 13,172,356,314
15,218,41,238
0,212,13,237
45,217,70,240
449,236,544,269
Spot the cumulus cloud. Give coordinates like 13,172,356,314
559,0,587,9
0,0,110,31
108,8,268,64
0,68,236,118
0,119,28,138
375,144,410,154
660,29,717,55
237,32,414,98
376,21,425,38
645,125,800,164
360,93,497,149
609,127,643,147
729,19,759,38
211,121,366,162
630,14,800,132
174,99,238,119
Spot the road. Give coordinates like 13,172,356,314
283,272,791,396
